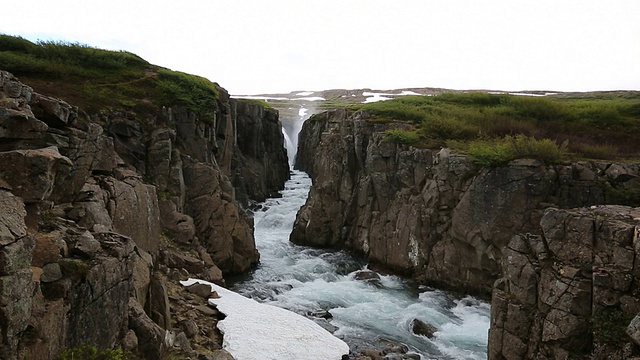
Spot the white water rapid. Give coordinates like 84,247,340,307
233,104,489,358
232,170,490,359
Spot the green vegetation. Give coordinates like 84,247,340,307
236,98,273,109
384,128,420,144
355,92,640,164
57,344,138,360
604,183,640,207
464,135,567,166
0,34,221,119
590,308,633,346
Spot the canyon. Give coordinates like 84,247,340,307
1,43,640,358
291,107,640,359
0,69,288,359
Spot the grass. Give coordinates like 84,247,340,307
236,98,273,109
384,128,420,145
0,34,221,120
57,344,138,360
354,92,640,164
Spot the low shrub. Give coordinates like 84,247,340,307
605,184,640,207
509,96,575,123
384,128,420,144
422,115,479,140
467,135,567,166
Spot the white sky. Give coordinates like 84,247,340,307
1,0,639,95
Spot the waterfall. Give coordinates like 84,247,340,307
282,128,296,167
282,106,311,167
234,103,489,358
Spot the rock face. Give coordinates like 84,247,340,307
293,109,640,294
293,108,640,358
0,70,289,359
230,99,290,206
489,206,640,359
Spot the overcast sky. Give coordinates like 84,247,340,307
1,0,639,95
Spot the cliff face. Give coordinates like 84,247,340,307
293,108,640,357
489,206,640,359
0,70,289,359
292,109,640,294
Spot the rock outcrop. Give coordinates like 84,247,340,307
293,109,639,294
489,206,640,359
0,70,289,359
293,108,640,358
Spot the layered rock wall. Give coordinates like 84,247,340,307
0,70,289,359
293,109,640,294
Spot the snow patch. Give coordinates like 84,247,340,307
399,90,422,95
180,279,349,360
362,91,394,103
362,90,424,103
296,91,314,96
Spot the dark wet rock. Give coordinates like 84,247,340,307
354,270,382,286
411,319,437,339
309,309,333,319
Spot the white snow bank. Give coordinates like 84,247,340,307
180,279,349,360
398,90,422,96
296,91,315,96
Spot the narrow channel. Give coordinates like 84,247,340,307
231,167,490,359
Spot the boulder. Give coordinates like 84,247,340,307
40,262,63,283
165,249,205,274
30,93,77,128
180,319,199,338
32,231,65,267
354,270,382,286
0,146,72,203
186,283,214,298
411,319,437,339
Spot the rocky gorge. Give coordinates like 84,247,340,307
292,108,640,359
2,35,640,359
0,69,289,359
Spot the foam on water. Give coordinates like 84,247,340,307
233,170,490,359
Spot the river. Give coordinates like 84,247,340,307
231,168,490,359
